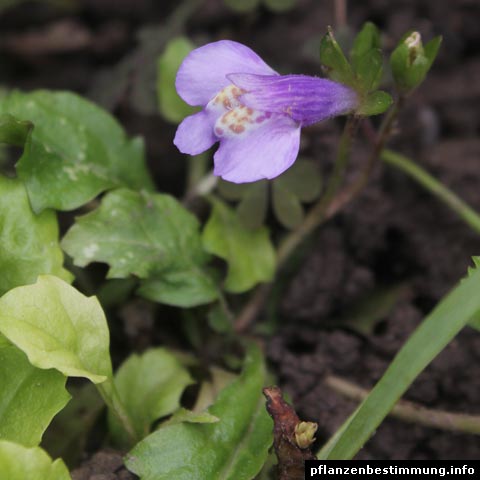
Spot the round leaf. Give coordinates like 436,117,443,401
237,181,268,229
0,441,71,480
272,183,304,229
0,275,112,383
202,198,276,293
0,90,154,212
274,159,322,203
0,113,31,146
62,188,217,307
0,176,72,296
108,348,194,446
0,344,70,447
157,37,198,123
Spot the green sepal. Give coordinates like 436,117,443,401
319,27,355,86
350,22,381,65
356,90,393,116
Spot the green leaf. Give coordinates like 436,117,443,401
0,90,154,212
271,160,321,229
62,188,218,307
390,33,442,93
0,275,112,384
0,344,70,447
0,441,71,480
0,113,31,146
319,27,354,85
138,269,218,308
0,176,72,296
356,90,393,116
108,348,194,447
318,267,480,459
236,181,268,229
272,182,304,229
275,159,322,203
224,0,259,12
125,344,273,480
467,256,480,332
217,179,251,201
202,198,276,293
217,180,269,229
207,303,233,334
157,37,197,123
263,0,296,12
165,407,219,426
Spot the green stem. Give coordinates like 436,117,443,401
322,116,358,206
382,149,480,235
277,115,357,266
97,379,138,445
235,116,357,333
235,101,404,333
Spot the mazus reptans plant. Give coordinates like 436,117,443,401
173,40,358,183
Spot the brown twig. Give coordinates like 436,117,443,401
263,386,316,480
325,374,480,435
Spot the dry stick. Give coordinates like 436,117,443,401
235,104,402,333
325,375,480,436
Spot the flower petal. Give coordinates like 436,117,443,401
174,110,217,155
176,40,277,106
213,114,301,183
228,73,358,125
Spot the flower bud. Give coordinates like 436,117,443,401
390,31,442,93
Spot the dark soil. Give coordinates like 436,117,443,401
1,0,479,472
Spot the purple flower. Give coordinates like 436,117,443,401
174,40,358,183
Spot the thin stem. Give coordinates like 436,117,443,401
277,116,357,267
97,380,138,445
234,284,271,333
325,375,480,435
323,98,402,219
234,100,403,333
235,116,358,333
382,149,480,236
